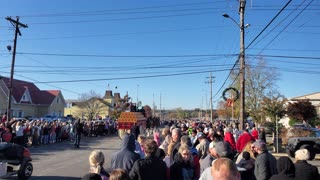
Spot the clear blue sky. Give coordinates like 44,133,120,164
0,0,319,110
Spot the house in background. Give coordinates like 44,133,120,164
279,92,320,128
290,92,320,117
0,76,66,118
64,90,116,119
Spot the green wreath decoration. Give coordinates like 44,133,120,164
222,87,240,101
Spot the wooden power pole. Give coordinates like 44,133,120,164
5,16,28,121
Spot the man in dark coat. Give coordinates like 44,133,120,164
129,139,168,180
294,149,320,180
253,140,277,180
73,119,83,148
111,133,140,173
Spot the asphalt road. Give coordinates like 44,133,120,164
6,135,121,180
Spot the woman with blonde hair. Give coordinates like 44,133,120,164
170,144,195,180
89,150,109,180
235,141,256,164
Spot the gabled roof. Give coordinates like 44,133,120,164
1,76,61,105
104,90,113,98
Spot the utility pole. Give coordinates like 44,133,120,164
152,93,155,117
136,84,139,103
5,17,28,121
159,93,162,121
206,72,215,123
239,0,246,130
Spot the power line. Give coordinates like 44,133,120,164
16,52,237,58
11,26,225,41
253,0,315,55
246,0,293,49
16,1,224,18
14,74,81,95
29,11,218,25
16,52,320,60
248,54,320,60
33,68,234,84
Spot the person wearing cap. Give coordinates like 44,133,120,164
253,140,277,180
195,132,210,160
199,141,234,180
200,141,217,174
294,149,320,180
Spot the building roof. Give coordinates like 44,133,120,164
290,92,320,101
1,76,61,105
104,90,113,99
114,93,121,104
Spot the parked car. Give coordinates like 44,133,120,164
286,128,320,160
40,114,57,122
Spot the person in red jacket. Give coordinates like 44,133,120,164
251,127,259,140
224,127,236,152
236,129,255,153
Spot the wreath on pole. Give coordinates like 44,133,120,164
222,87,240,107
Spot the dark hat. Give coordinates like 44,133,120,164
82,173,102,180
215,141,232,158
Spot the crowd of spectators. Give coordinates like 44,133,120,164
82,119,319,180
0,117,117,148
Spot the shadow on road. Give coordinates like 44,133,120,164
29,135,120,155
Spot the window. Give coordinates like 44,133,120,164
57,98,60,103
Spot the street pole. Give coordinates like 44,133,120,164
206,72,215,123
5,17,28,121
137,84,139,103
239,0,246,130
159,93,162,121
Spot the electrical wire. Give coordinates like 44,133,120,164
16,52,238,58
33,68,234,84
13,74,81,95
246,0,293,49
16,1,224,18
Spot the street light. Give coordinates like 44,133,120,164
222,14,239,28
222,0,246,130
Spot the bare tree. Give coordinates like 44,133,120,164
77,90,112,120
245,58,280,122
224,58,280,123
